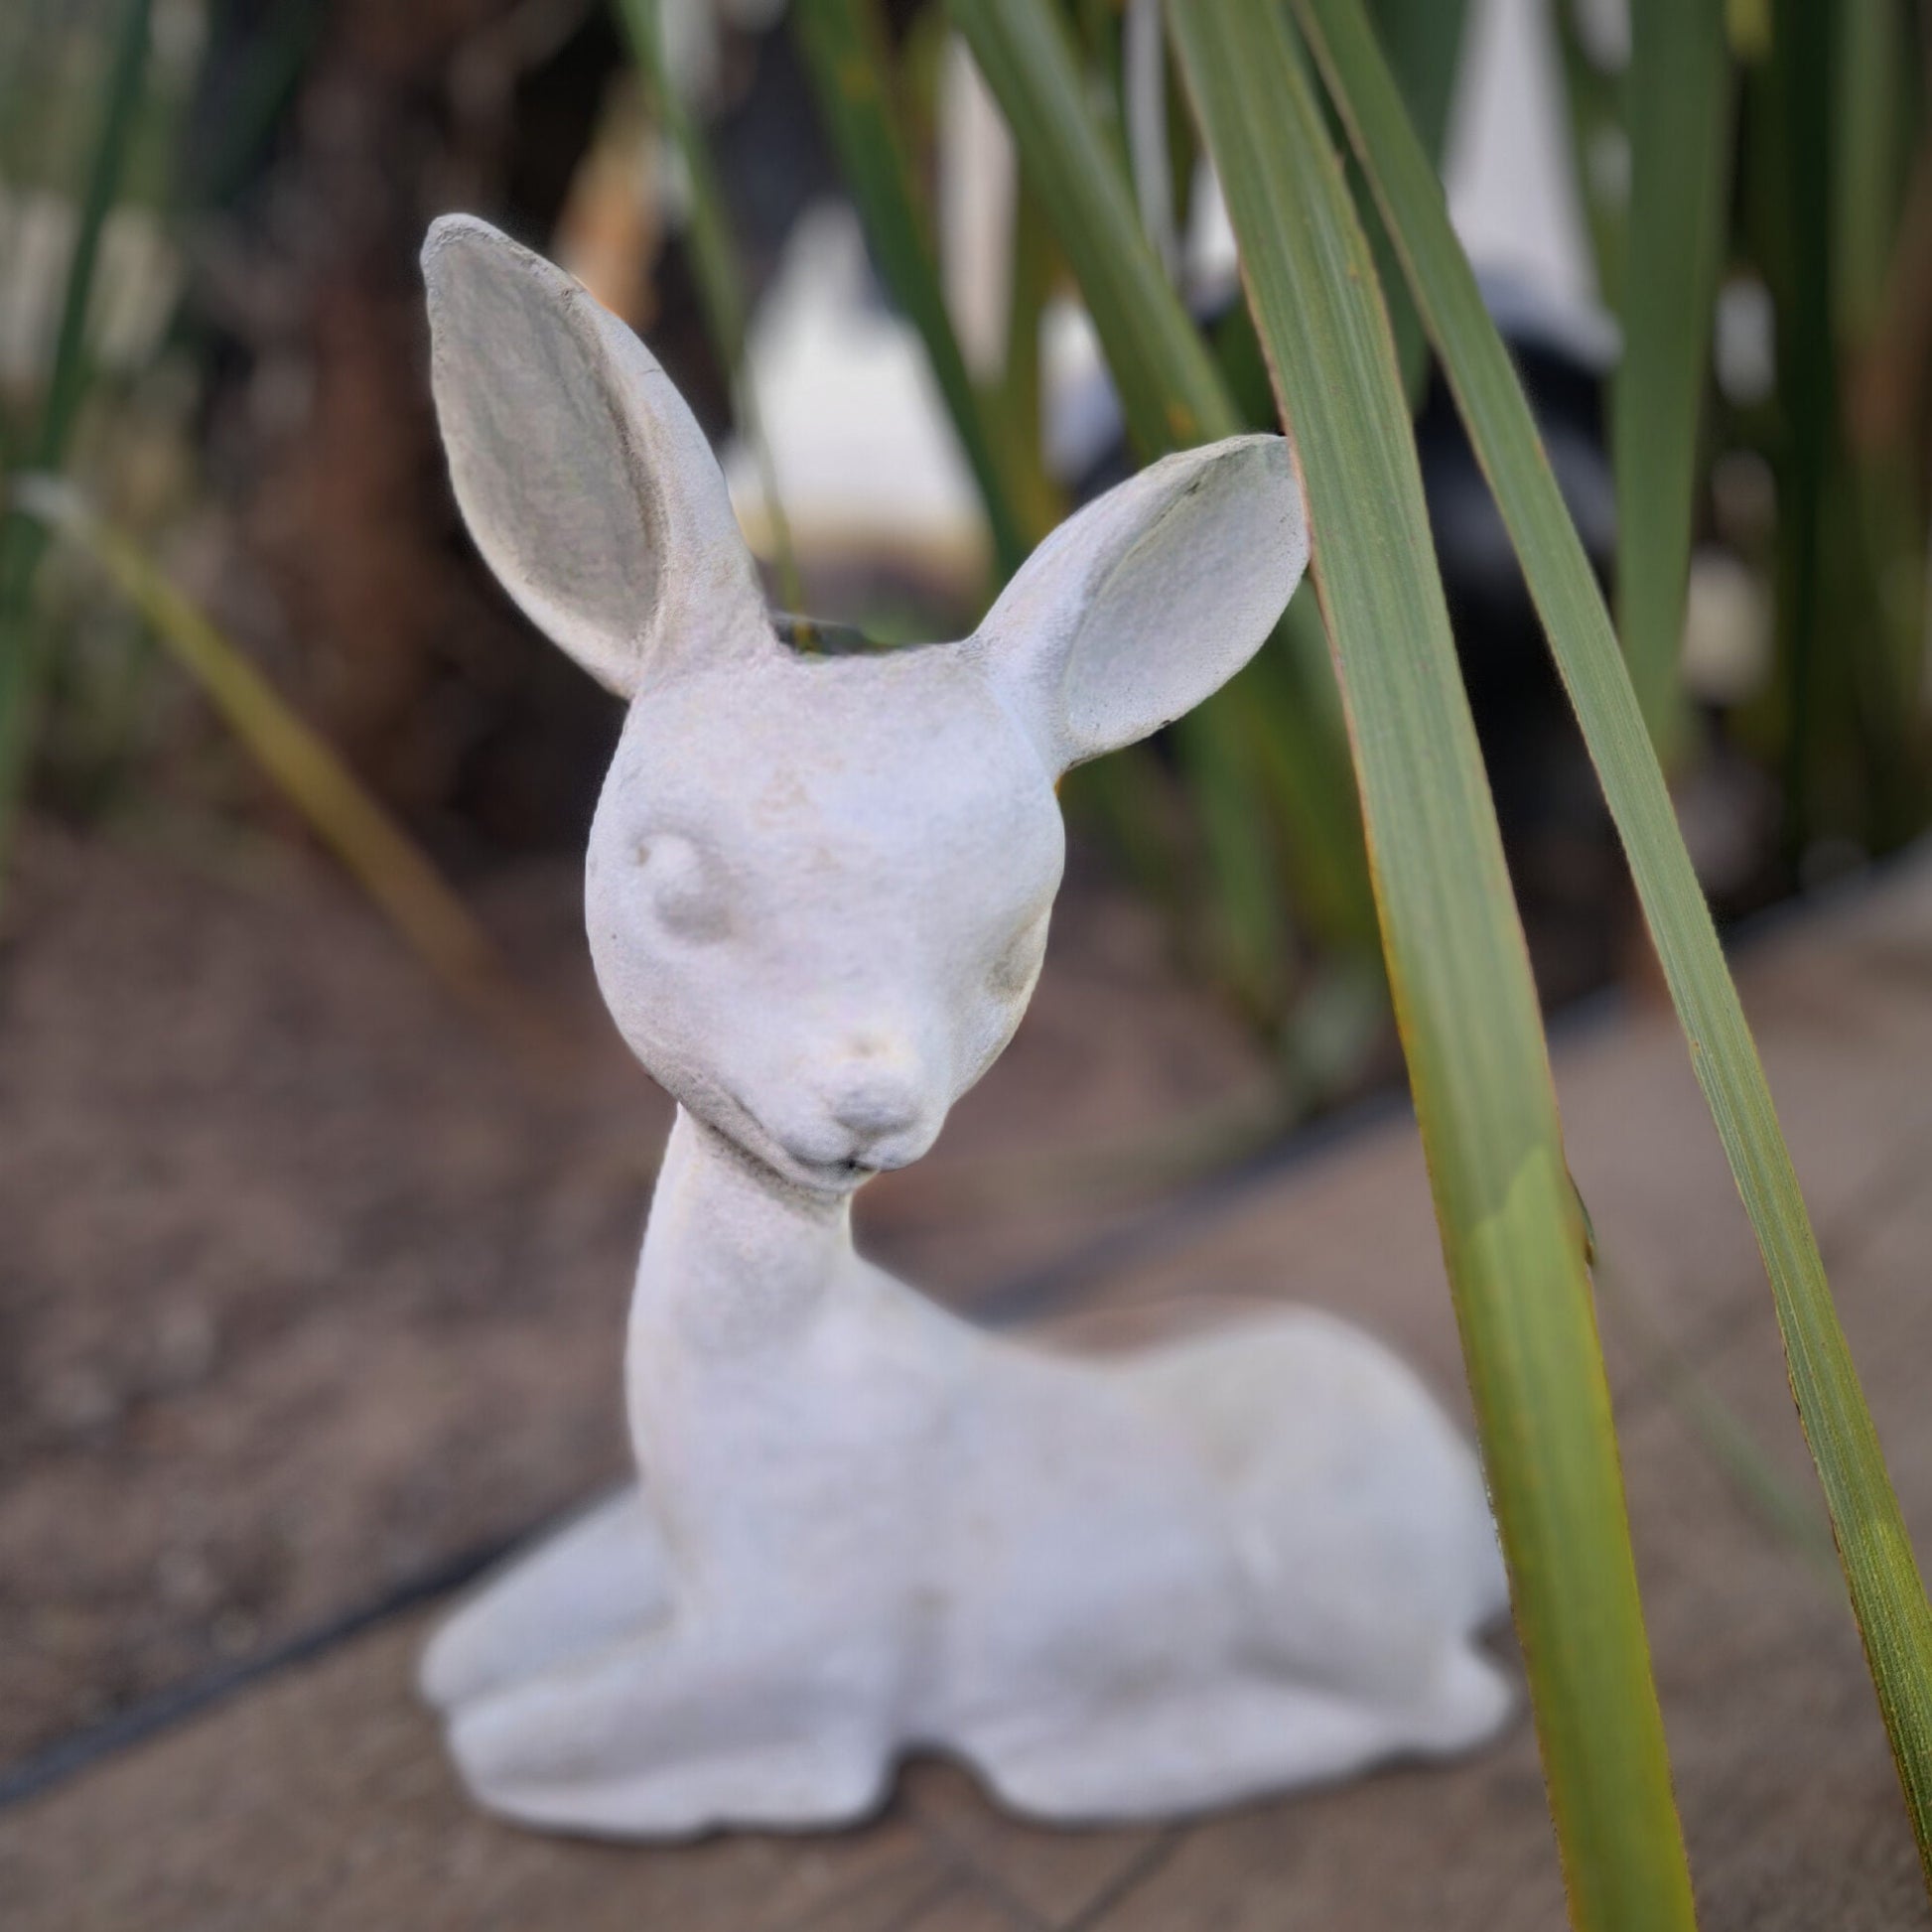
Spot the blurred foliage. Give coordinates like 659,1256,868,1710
1295,0,1932,1896
0,0,1928,1070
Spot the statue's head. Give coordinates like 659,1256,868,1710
424,215,1307,1197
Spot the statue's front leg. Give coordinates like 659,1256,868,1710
421,1485,673,1715
437,1587,901,1840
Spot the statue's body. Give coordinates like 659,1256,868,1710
419,216,1510,1839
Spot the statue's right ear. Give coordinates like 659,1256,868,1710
422,214,764,697
967,435,1308,775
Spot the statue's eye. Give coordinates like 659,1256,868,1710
989,910,1049,998
637,834,732,943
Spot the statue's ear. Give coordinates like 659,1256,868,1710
969,436,1309,773
422,214,763,697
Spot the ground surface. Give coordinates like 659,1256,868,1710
3,825,1931,1928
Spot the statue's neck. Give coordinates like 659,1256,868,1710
626,1109,863,1566
634,1107,857,1358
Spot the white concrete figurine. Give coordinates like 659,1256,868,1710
418,213,1512,1840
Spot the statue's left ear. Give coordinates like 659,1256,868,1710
422,214,765,698
967,436,1309,774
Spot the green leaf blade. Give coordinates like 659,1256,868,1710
1295,0,1932,1894
947,0,1380,977
1614,0,1733,765
14,481,536,1045
948,0,1236,454
791,0,1040,578
1166,9,1698,1925
0,0,157,891
1358,0,1471,399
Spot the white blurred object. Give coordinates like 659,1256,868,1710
721,202,988,579
937,35,1017,382
1183,160,1240,312
1444,0,1598,321
656,0,722,108
0,189,183,389
1477,265,1618,373
1183,0,1601,332
1681,547,1773,706
1040,298,1117,483
1124,0,1178,278
1715,276,1778,408
649,0,791,122
726,0,1614,567
1127,0,1609,473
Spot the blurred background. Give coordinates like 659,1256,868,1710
1,0,1927,1792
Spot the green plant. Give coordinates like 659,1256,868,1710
1613,0,1733,768
949,0,1383,1041
14,478,534,1043
0,0,531,1037
1170,7,1692,1918
0,0,155,887
1293,0,1932,1889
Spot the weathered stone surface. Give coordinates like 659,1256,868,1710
416,214,1505,1838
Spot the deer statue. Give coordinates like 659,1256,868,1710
417,214,1511,1840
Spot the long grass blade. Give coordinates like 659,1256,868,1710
612,0,802,610
1832,0,1912,351
1551,0,1628,313
14,480,540,1048
1759,0,1923,854
1360,0,1470,398
1836,1,1930,767
791,0,1043,577
0,0,156,887
998,175,1055,506
28,0,155,476
948,0,1380,967
1167,10,1698,1926
1614,0,1733,766
1748,0,1835,853
948,0,1227,450
1295,0,1932,1890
